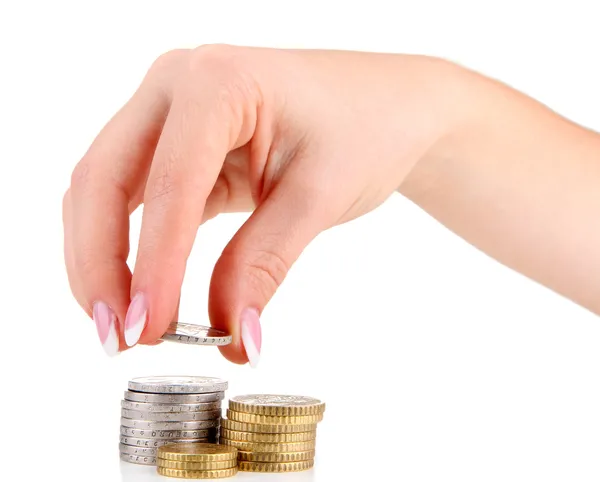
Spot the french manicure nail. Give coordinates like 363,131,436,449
124,292,148,347
93,301,119,357
240,307,262,368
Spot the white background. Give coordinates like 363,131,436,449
1,1,599,481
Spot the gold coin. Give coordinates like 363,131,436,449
238,460,314,472
229,395,325,416
157,442,237,462
226,409,323,425
218,438,316,453
220,428,316,443
237,450,315,462
156,467,237,479
221,418,318,433
157,459,238,470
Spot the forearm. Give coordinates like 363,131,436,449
400,63,600,314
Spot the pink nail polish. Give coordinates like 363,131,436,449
124,292,148,347
240,308,261,368
93,301,119,357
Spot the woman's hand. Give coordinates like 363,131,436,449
63,44,600,365
62,45,460,363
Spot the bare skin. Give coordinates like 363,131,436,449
62,45,600,363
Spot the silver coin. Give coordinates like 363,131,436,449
120,426,216,439
124,390,224,404
120,435,211,448
122,408,221,421
119,444,160,456
121,400,222,412
128,376,228,394
120,417,220,430
160,322,232,346
120,452,157,465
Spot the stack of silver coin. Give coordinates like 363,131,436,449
119,376,228,466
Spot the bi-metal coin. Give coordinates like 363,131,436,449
120,452,157,465
120,436,210,448
120,417,220,431
124,391,224,404
121,408,221,421
160,322,232,346
120,426,216,439
121,399,222,412
128,376,228,394
120,444,159,456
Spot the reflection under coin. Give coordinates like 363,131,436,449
119,457,318,482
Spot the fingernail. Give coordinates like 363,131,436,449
124,292,148,346
93,301,119,357
240,308,261,368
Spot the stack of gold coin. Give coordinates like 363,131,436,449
156,442,238,479
219,395,325,473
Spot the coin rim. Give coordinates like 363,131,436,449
220,428,316,442
238,459,314,472
128,376,228,394
156,466,238,479
121,408,221,421
229,395,325,416
157,443,238,462
226,409,323,425
237,449,315,462
218,437,316,453
120,417,220,430
157,459,238,470
124,390,224,403
220,418,318,433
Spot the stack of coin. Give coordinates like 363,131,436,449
156,442,238,479
119,376,228,465
219,395,325,473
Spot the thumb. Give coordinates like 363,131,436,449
208,179,328,367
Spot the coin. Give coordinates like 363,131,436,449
160,322,232,346
220,428,316,443
120,417,220,431
229,394,325,416
120,436,210,448
121,408,221,421
218,438,316,453
238,460,314,472
120,453,157,465
120,426,216,439
119,444,159,456
128,376,228,394
236,450,315,463
157,459,238,470
226,409,323,425
157,443,237,462
121,400,222,412
156,467,237,479
221,418,317,434
124,391,224,404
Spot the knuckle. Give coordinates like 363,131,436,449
149,48,189,75
244,248,290,297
